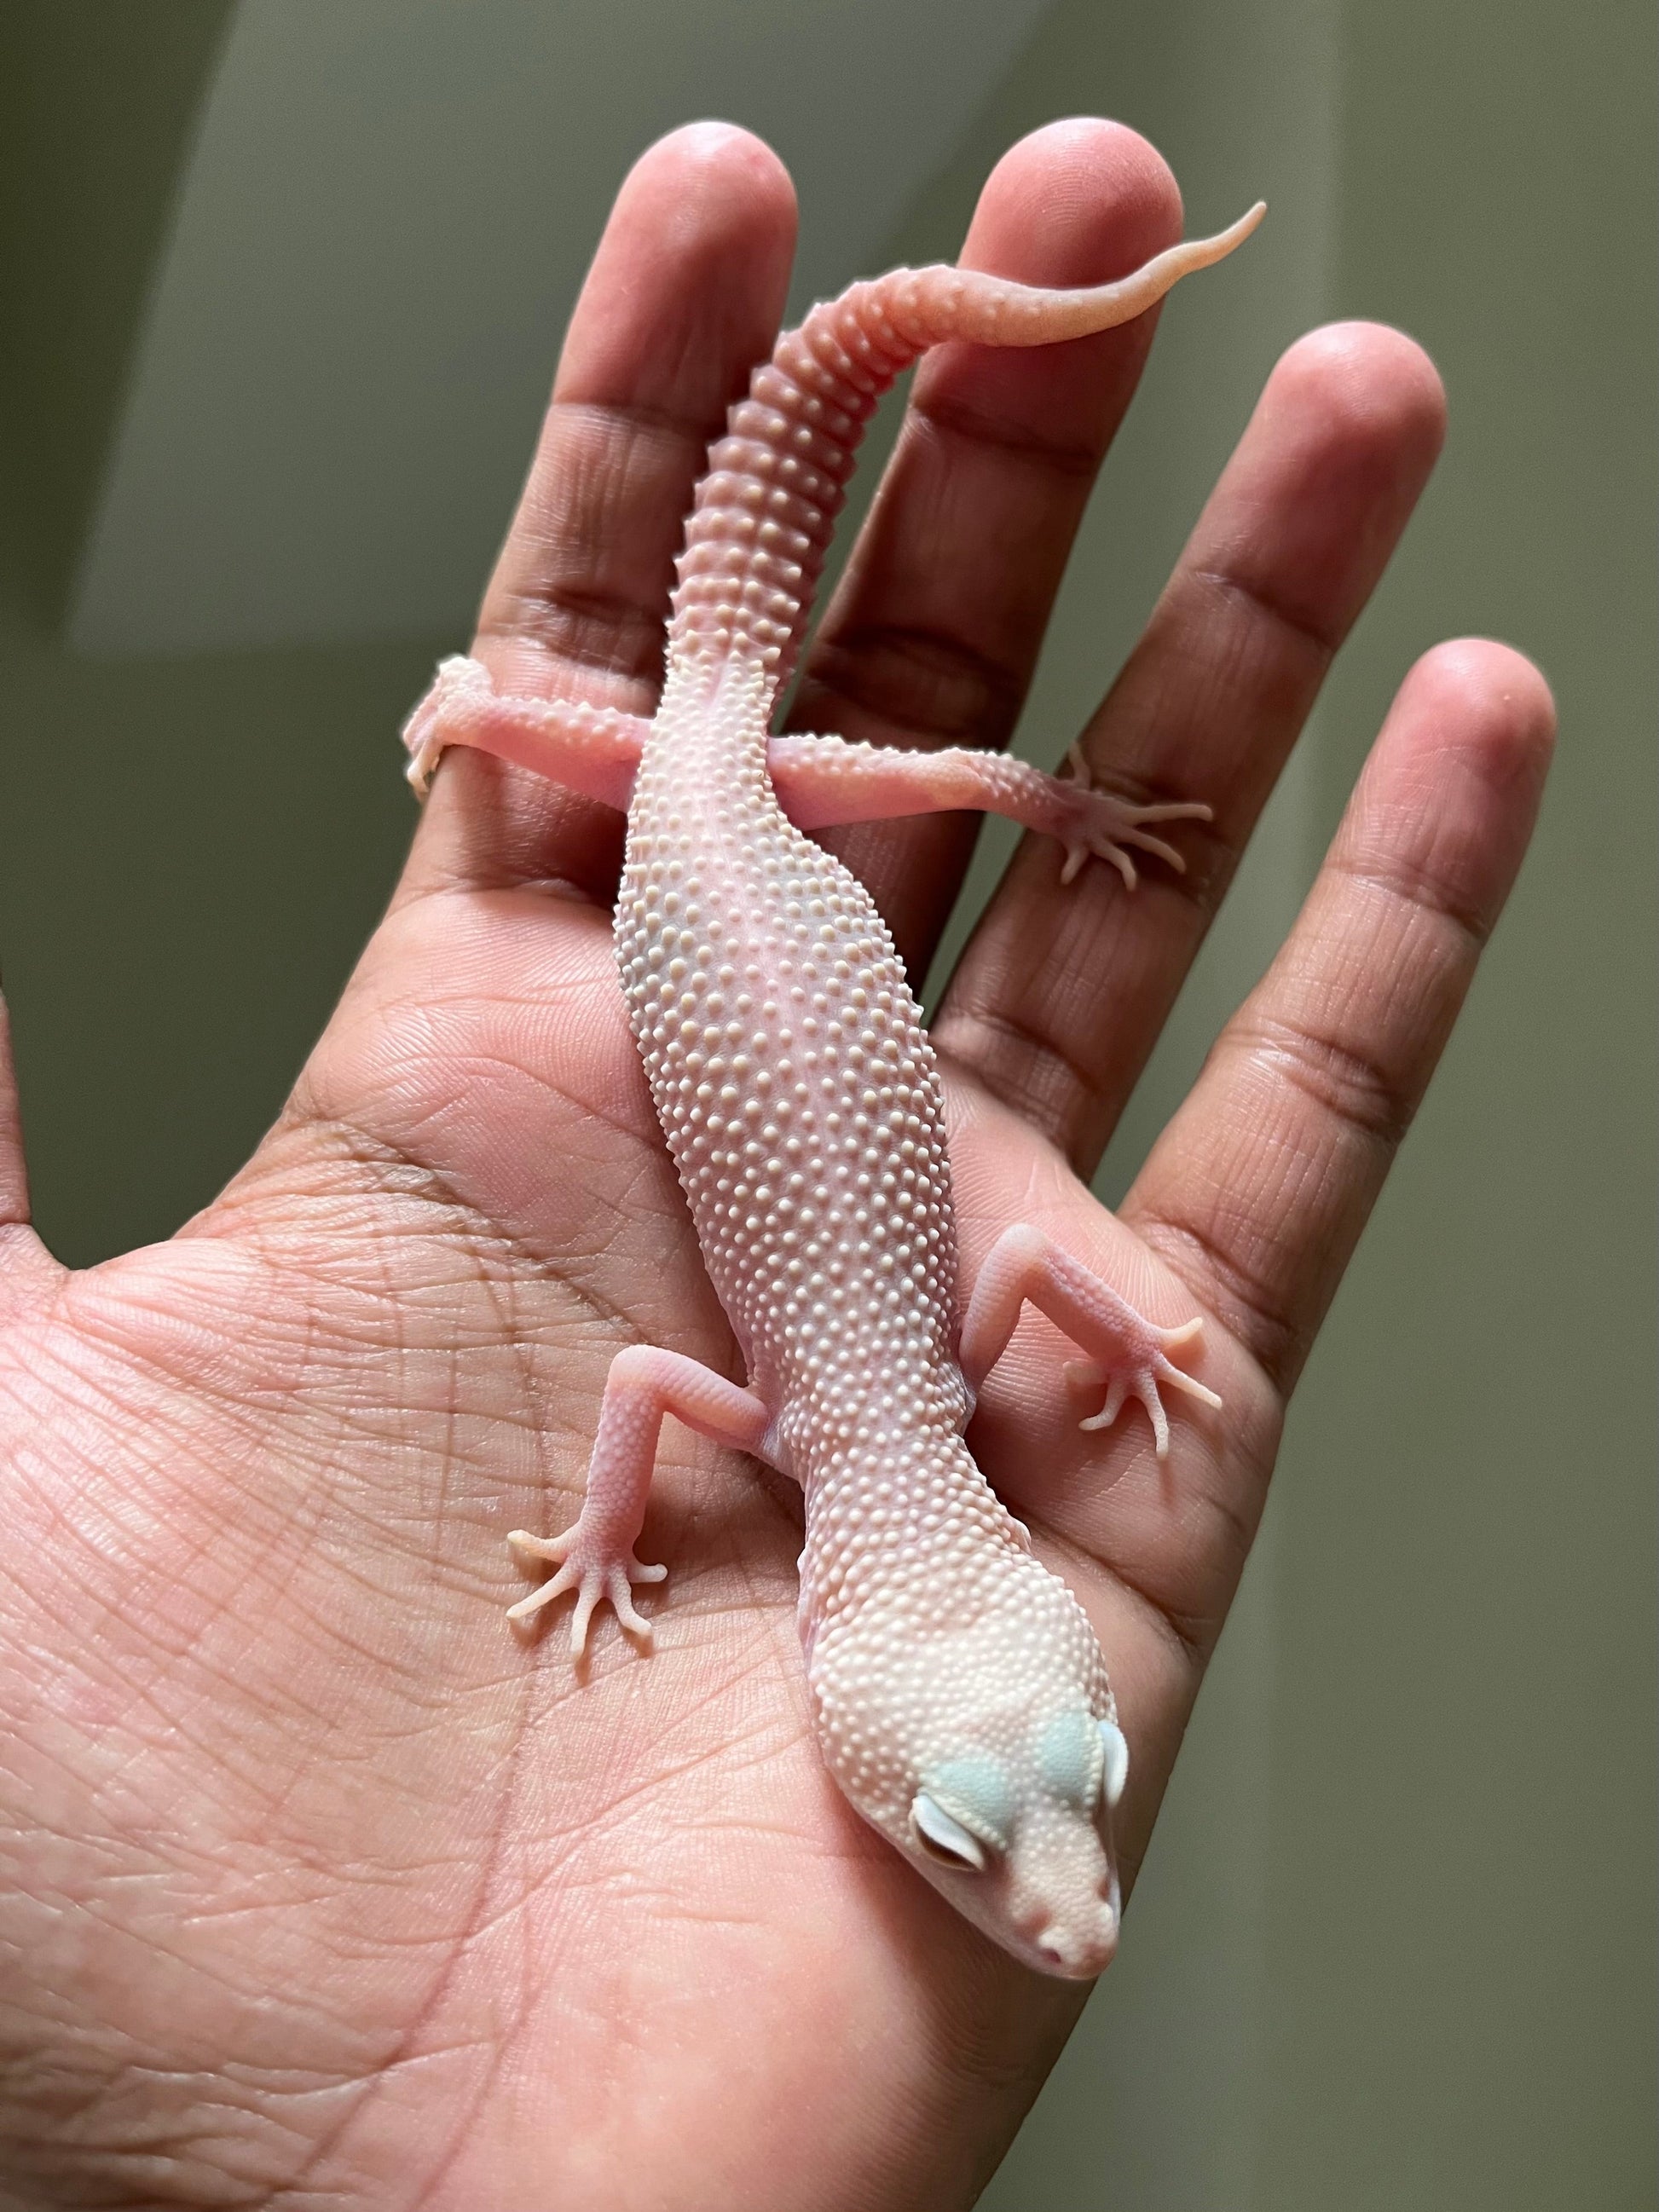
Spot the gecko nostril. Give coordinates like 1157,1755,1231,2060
1033,1926,1069,1969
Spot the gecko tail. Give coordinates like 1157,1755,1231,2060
668,202,1265,695
893,203,1266,350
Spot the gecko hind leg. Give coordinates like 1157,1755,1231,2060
402,655,650,805
765,731,1210,889
402,661,1210,892
961,1225,1221,1460
507,1344,772,1654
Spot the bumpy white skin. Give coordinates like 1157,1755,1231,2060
620,656,1126,1975
415,208,1259,1976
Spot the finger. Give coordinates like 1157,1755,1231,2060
0,993,28,1237
403,122,796,904
933,322,1448,1167
789,118,1184,975
0,990,59,1312
1122,639,1554,1395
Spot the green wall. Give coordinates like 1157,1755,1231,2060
1262,0,1656,2203
0,3,432,1262
960,1,1657,2207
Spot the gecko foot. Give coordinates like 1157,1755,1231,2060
402,656,492,796
1062,1313,1222,1459
1057,742,1212,889
963,1224,1223,1460
506,1523,667,1654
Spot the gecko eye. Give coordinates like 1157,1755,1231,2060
1099,1718,1130,1809
910,1792,989,1871
923,1754,1014,1851
1037,1710,1106,1809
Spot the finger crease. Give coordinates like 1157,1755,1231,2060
1234,1014,1413,1150
480,584,668,686
934,1008,1096,1141
1133,1209,1300,1394
1189,563,1343,667
914,394,1102,484
1336,855,1493,956
1101,1552,1213,1666
1038,1516,1209,1669
798,624,1025,751
556,393,730,450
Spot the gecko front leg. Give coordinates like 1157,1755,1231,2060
508,1344,772,1651
961,1224,1221,1459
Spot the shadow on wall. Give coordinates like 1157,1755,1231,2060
0,2,234,626
0,0,1067,1267
0,2,431,1265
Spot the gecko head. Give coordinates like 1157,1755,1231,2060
815,1597,1130,1978
899,1705,1128,1978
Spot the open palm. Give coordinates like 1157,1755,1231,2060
0,121,1551,2211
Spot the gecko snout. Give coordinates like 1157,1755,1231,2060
1032,1899,1119,1978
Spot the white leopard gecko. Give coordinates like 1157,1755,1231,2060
403,195,1258,1975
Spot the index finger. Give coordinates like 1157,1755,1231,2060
402,123,796,904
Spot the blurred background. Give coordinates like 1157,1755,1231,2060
0,2,1652,2205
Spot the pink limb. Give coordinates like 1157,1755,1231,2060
402,655,650,802
960,1225,1221,1460
506,1345,772,1653
402,665,1208,885
767,732,1211,889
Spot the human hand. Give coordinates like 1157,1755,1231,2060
0,120,1552,2209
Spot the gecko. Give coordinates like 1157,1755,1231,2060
402,191,1260,1978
